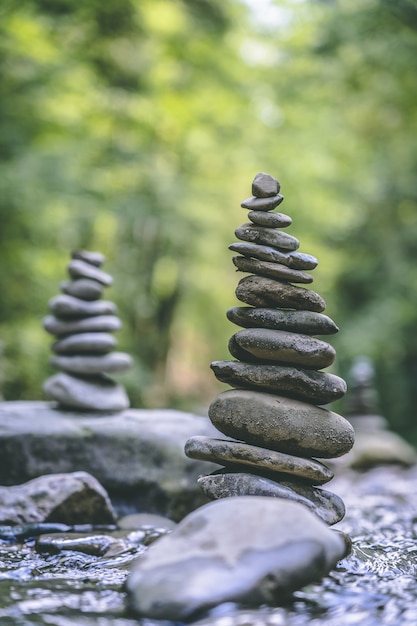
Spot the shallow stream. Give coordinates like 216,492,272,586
2,464,417,626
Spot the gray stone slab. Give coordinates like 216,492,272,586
226,307,339,334
247,210,291,227
241,194,284,211
232,255,314,283
43,314,122,337
68,259,113,286
61,278,104,301
50,352,132,374
236,275,326,311
52,333,116,355
229,242,318,270
49,295,117,318
43,372,129,411
235,223,300,251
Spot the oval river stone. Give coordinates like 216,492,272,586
236,275,326,312
185,436,334,484
241,194,284,211
235,223,300,252
226,307,339,335
208,389,355,458
232,255,313,284
229,242,318,270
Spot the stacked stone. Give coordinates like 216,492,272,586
43,250,132,412
185,173,354,525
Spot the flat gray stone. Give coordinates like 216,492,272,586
241,194,285,211
226,307,339,334
61,278,104,301
231,328,336,369
230,242,318,270
0,401,221,521
68,259,113,286
247,210,291,227
0,471,117,525
233,255,313,284
50,352,132,374
210,360,347,404
197,472,345,525
208,389,355,458
235,224,300,252
125,496,347,621
43,372,130,411
236,275,326,312
43,314,122,337
52,332,116,355
49,294,117,318
72,250,105,267
252,172,280,197
185,436,333,484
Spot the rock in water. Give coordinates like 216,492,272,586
126,497,348,621
43,250,131,411
185,173,353,529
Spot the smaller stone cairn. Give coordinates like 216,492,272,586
186,173,355,525
43,250,132,411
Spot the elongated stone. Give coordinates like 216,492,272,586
232,256,313,284
50,352,132,374
247,211,291,228
208,389,355,458
197,472,344,525
68,260,113,286
72,250,105,267
43,372,130,411
211,361,346,404
235,224,300,252
252,172,280,197
236,275,326,312
229,242,318,270
226,307,339,335
185,436,334,484
49,295,117,318
231,328,335,369
43,315,122,337
61,279,104,301
52,333,116,355
241,194,285,211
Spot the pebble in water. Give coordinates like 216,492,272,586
186,173,354,525
43,250,131,411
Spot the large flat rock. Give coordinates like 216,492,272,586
0,401,219,521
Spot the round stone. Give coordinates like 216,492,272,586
197,472,345,525
210,360,347,404
52,333,117,355
231,328,336,369
61,279,104,301
252,172,280,197
236,275,326,312
241,194,285,211
185,436,334,484
247,210,291,227
226,307,339,334
68,259,113,286
49,295,117,318
229,242,318,270
235,224,300,252
43,372,129,411
72,250,105,267
50,352,132,374
208,389,355,458
43,315,122,337
232,256,313,284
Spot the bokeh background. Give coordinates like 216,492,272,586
1,0,416,441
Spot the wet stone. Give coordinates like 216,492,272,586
49,294,117,318
197,472,345,525
235,224,300,252
68,259,113,286
226,307,339,335
231,328,336,369
52,332,117,355
241,194,285,211
208,389,355,458
185,436,334,484
43,372,130,411
43,314,122,337
229,242,318,270
210,360,347,405
247,210,292,228
50,352,132,375
232,256,313,284
236,275,326,312
252,172,280,197
72,249,105,267
61,278,104,301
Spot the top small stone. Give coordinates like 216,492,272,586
72,250,105,267
252,172,280,198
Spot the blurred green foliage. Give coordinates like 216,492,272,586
0,0,416,441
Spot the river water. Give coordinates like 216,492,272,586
1,464,417,626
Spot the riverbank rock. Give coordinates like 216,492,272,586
0,471,116,525
0,401,219,521
126,496,348,621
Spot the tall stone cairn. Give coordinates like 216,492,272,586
185,173,355,525
43,250,132,412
